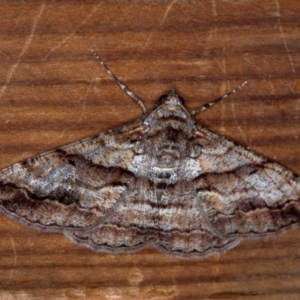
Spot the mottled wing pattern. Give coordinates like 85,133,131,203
0,120,145,231
66,178,159,253
68,178,240,256
153,181,240,257
194,125,300,237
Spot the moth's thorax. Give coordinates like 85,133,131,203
129,91,199,186
144,126,199,187
150,129,182,185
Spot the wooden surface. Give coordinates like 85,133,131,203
0,1,299,299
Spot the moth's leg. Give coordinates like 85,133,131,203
191,81,247,116
91,50,147,114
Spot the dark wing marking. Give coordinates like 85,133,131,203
194,125,300,237
0,121,146,231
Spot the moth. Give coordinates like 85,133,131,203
0,52,299,258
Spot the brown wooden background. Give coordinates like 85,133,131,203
0,1,299,299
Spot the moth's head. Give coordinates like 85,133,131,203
158,88,185,107
144,88,193,135
154,88,190,121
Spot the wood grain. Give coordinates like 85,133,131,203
0,1,299,299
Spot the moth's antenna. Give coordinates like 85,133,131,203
191,81,248,116
91,50,147,114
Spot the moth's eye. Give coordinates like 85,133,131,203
158,94,168,104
